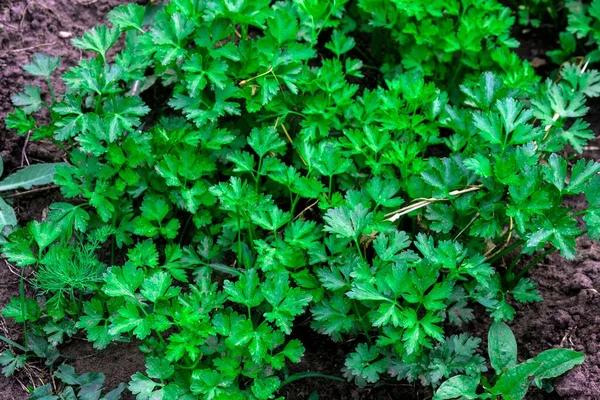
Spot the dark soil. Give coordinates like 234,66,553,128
0,2,599,400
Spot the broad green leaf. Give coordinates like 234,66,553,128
0,163,65,192
267,10,298,45
532,348,584,388
491,360,540,399
488,321,517,374
129,373,158,399
433,375,479,400
0,198,17,232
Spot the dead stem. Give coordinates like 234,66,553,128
21,132,31,167
4,185,59,198
384,185,482,222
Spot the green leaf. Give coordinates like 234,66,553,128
151,12,195,65
0,163,65,192
532,348,585,387
103,96,150,142
543,154,567,192
491,360,540,399
141,271,179,303
108,302,151,339
488,321,517,374
325,30,356,56
425,204,454,234
460,72,504,110
248,126,286,158
5,109,36,134
23,53,60,78
373,231,411,262
0,349,27,377
323,204,373,240
129,373,158,399
2,298,40,323
251,376,281,400
251,205,290,231
566,158,600,194
421,158,464,196
103,263,144,301
584,209,600,239
0,198,17,232
313,142,352,177
344,344,387,384
262,273,312,334
2,238,37,266
512,278,542,303
11,86,44,114
76,299,112,350
71,25,120,62
433,375,479,400
29,221,62,251
561,119,595,153
267,10,298,45
182,54,230,95
146,357,174,381
223,269,264,308
365,176,404,208
463,154,492,178
108,4,146,32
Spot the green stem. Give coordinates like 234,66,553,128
179,214,194,245
280,372,345,388
111,235,115,266
236,209,242,265
506,253,522,281
354,239,364,262
19,267,28,348
487,240,524,265
515,248,555,282
570,210,588,218
328,175,333,200
0,335,27,352
155,331,167,347
352,301,372,345
53,140,68,155
256,156,264,192
46,78,56,103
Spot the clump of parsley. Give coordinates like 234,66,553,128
1,1,597,399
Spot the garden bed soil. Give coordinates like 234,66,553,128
0,1,599,399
